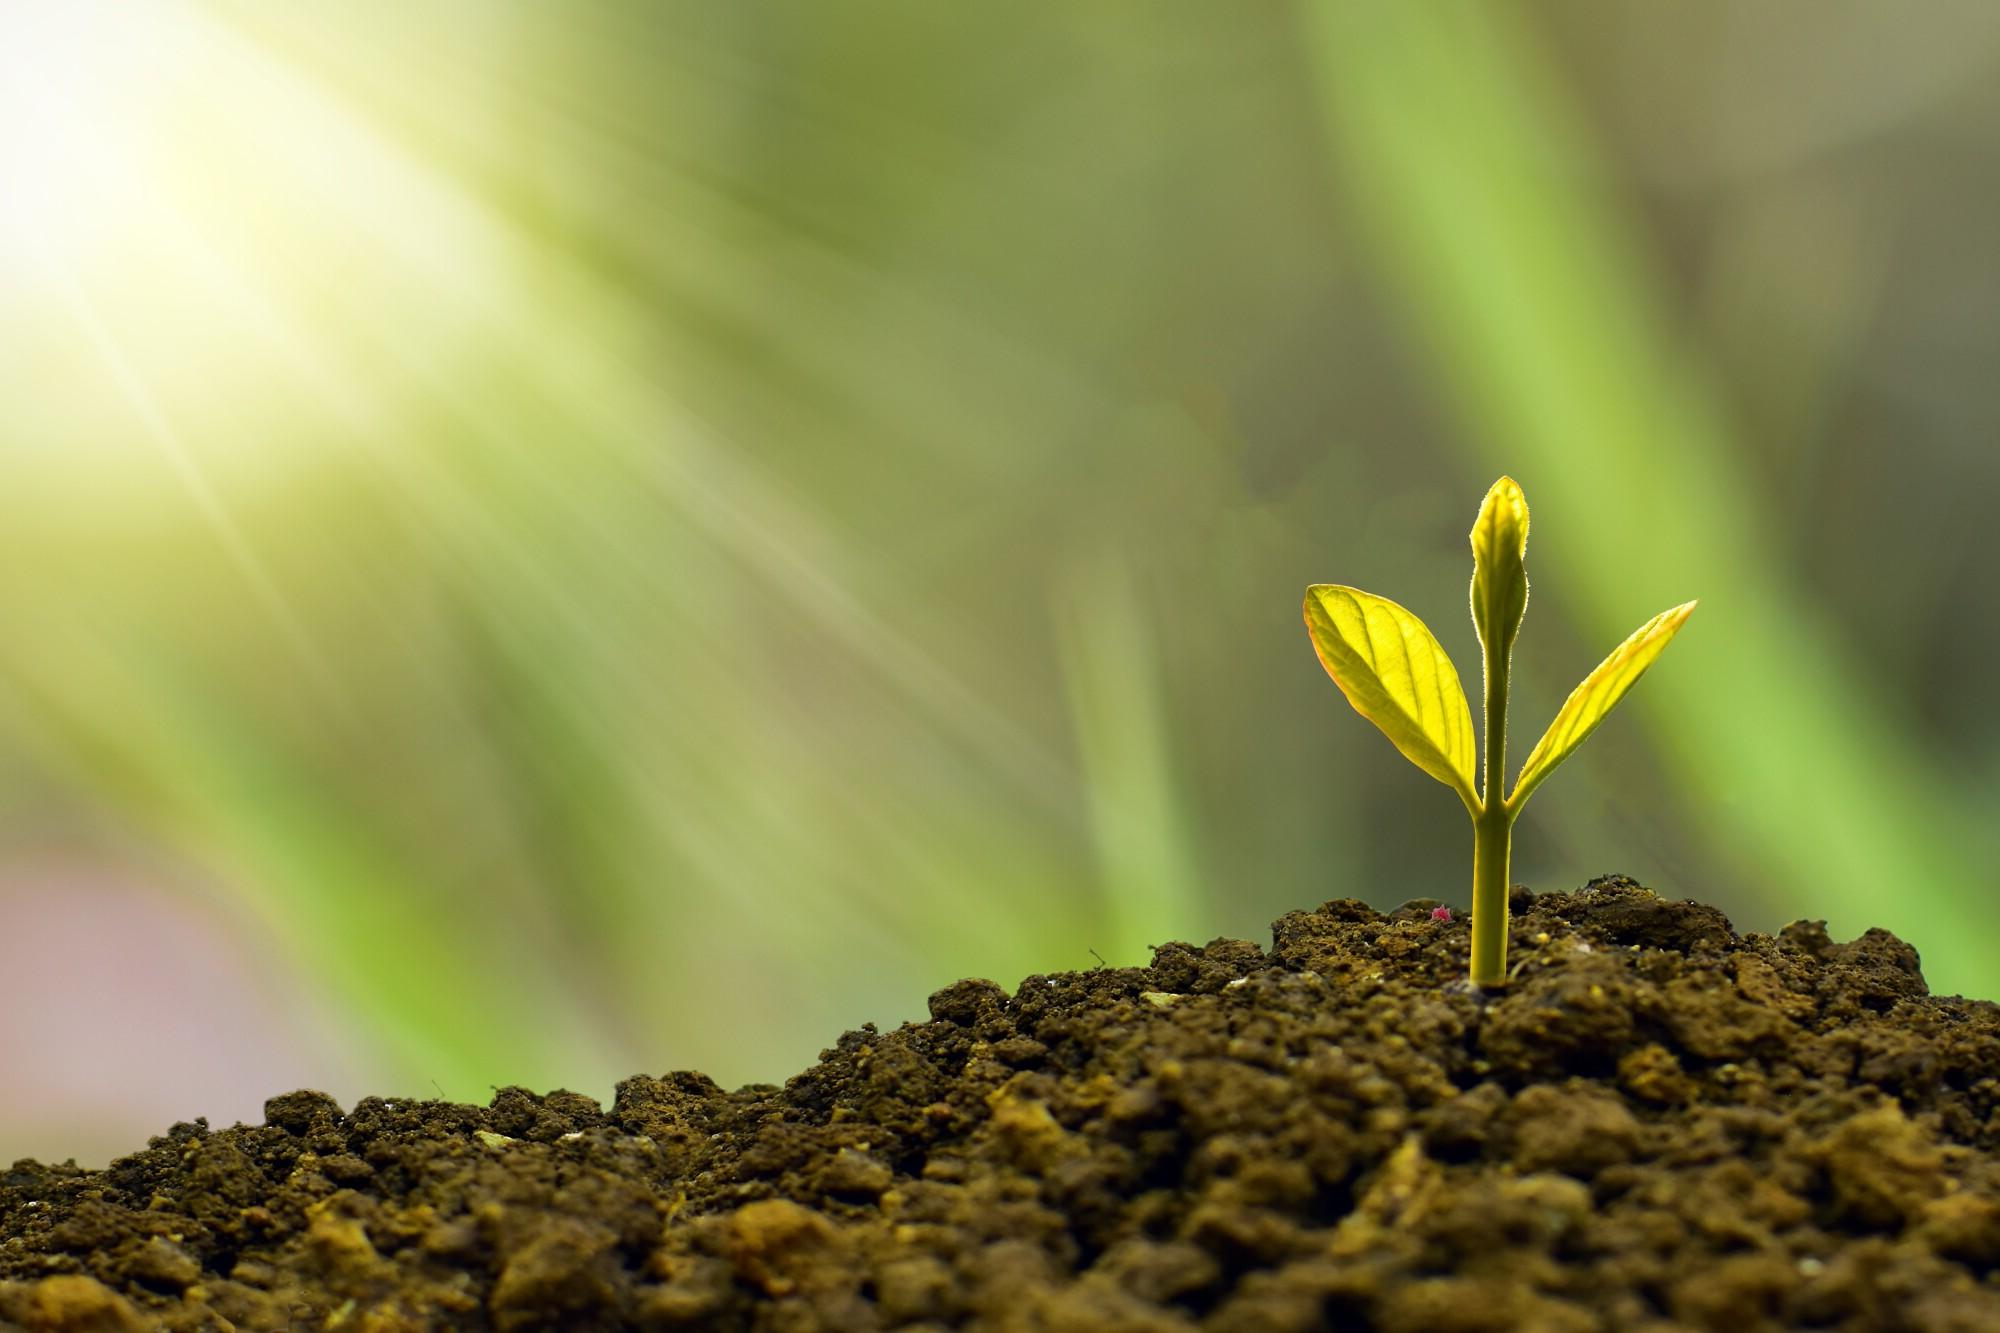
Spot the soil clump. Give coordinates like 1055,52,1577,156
6,876,2000,1331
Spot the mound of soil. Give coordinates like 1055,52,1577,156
6,876,2000,1332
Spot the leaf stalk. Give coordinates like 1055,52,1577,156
1473,556,1514,985
1470,803,1511,986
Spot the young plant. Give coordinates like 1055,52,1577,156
1304,477,1695,986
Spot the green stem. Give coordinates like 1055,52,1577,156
1470,806,1511,985
1472,591,1513,986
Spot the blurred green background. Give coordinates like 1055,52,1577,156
4,3,1998,1166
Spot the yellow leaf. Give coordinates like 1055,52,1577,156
1304,585,1477,806
1469,476,1530,661
1509,600,1697,811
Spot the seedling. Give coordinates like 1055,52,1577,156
1304,477,1694,987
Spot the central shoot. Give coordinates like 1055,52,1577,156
1304,477,1694,986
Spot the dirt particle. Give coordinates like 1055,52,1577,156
872,1251,955,1323
120,1235,199,1293
927,978,1007,1026
1505,1084,1642,1178
1812,1099,1947,1230
1617,1042,1696,1106
1917,1190,2000,1268
721,1199,839,1298
489,1217,622,1330
304,1191,380,1276
987,1078,1084,1174
0,1274,148,1333
263,1089,343,1136
817,1148,893,1200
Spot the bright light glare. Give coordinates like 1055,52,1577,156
0,2,176,271
0,0,508,492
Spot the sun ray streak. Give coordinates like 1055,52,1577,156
42,253,347,712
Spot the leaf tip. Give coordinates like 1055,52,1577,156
1487,473,1528,514
1472,475,1531,555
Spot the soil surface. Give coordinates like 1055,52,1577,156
7,876,2000,1332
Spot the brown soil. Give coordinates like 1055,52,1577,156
6,876,2000,1332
